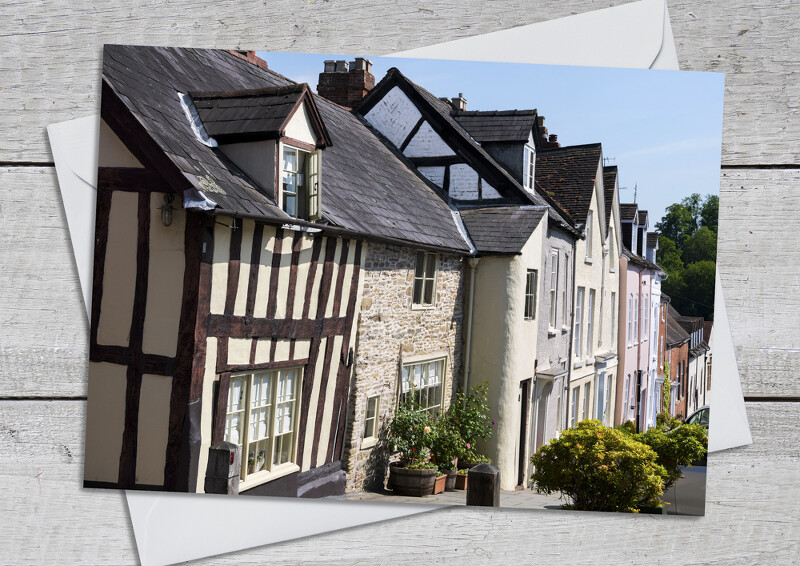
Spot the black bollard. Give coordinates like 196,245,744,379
466,463,500,507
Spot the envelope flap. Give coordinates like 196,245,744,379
393,0,667,70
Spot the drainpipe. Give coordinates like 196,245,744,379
565,246,578,430
462,257,480,402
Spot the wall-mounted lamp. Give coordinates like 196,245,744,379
160,193,176,227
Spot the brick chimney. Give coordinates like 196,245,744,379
228,50,269,71
537,116,561,148
317,57,375,108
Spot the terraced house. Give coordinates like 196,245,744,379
84,46,472,497
353,68,578,489
537,144,621,433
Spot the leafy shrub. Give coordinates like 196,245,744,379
530,420,666,512
388,398,435,466
429,417,465,471
448,381,493,460
639,424,708,491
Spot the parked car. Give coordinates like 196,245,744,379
663,405,709,515
685,405,710,429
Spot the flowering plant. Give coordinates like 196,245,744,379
388,397,435,466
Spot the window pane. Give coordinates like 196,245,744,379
423,278,434,305
424,253,436,278
283,148,297,171
415,252,425,277
413,278,423,304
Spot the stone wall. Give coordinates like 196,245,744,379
342,242,464,493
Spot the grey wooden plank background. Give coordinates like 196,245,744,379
1,0,798,563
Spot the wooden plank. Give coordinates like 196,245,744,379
0,399,797,564
0,1,797,165
718,169,800,396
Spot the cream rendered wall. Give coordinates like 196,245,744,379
570,174,607,419
96,191,139,347
284,102,318,146
469,221,544,490
219,140,276,194
84,362,128,482
135,373,173,486
98,119,143,168
142,193,186,357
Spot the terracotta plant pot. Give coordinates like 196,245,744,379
432,474,446,495
444,469,458,491
389,462,437,497
455,473,468,490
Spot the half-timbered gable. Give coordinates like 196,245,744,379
357,68,558,208
84,45,472,497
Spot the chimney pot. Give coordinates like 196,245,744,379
452,93,467,111
318,56,375,108
549,134,558,143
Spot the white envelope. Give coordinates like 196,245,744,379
48,1,749,564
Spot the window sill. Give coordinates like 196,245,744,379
561,326,569,334
609,268,616,274
240,462,300,491
548,328,557,337
361,437,378,450
584,257,594,265
573,360,585,369
411,303,436,311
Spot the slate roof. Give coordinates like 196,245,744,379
459,206,548,254
603,165,617,238
647,231,659,250
666,313,690,346
622,246,663,272
190,84,330,145
620,203,638,221
535,143,603,227
452,110,537,143
102,45,471,253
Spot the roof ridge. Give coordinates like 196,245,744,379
189,83,307,99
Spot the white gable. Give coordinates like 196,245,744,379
363,86,422,148
404,121,455,157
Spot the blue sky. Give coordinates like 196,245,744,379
258,52,725,227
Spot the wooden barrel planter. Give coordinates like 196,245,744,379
444,469,458,491
389,462,437,496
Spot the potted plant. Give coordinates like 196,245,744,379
455,468,469,490
387,399,438,496
429,416,464,491
432,470,447,495
247,451,256,474
256,449,266,472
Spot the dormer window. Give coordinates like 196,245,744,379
281,145,321,220
189,83,332,222
523,145,535,190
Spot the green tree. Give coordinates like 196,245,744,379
700,194,719,233
682,260,716,319
656,235,683,272
682,226,717,264
655,203,696,248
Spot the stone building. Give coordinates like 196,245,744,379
353,68,579,489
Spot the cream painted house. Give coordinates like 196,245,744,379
537,144,619,429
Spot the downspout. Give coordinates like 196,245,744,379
565,244,578,430
462,257,480,402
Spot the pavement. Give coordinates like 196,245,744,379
337,486,567,509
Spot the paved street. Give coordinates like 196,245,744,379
337,487,567,509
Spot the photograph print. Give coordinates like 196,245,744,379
84,45,722,515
